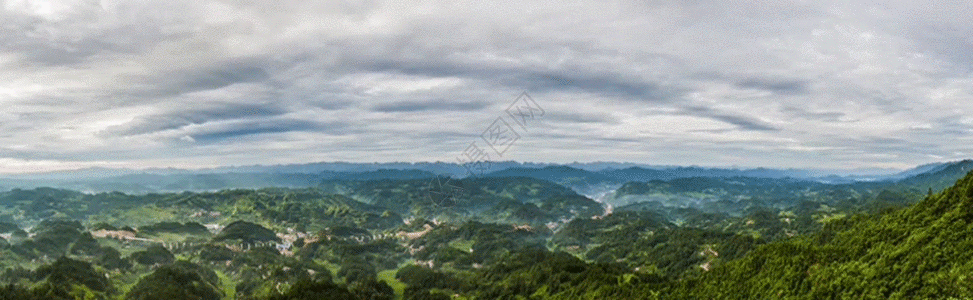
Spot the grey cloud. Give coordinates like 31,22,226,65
930,117,973,136
682,106,779,131
526,72,679,101
734,78,809,95
690,128,735,134
309,100,354,110
139,60,272,98
355,57,682,102
865,137,908,145
0,5,190,67
906,23,973,75
4,36,118,66
820,135,940,155
782,107,846,122
2,0,973,171
547,113,619,124
176,64,269,93
189,120,351,143
104,104,289,136
371,99,492,112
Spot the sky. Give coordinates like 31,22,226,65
1,0,972,173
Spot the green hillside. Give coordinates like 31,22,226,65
669,170,973,299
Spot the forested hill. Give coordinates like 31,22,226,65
896,159,973,192
3,168,973,299
669,169,973,299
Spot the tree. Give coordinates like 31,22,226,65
125,261,222,300
129,245,174,265
95,247,132,270
32,256,113,299
0,284,34,300
350,279,395,300
213,221,280,243
266,278,354,300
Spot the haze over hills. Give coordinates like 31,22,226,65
0,160,966,194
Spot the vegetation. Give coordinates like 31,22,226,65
126,261,223,300
0,162,970,299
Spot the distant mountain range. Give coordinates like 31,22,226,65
0,160,970,194
896,160,973,191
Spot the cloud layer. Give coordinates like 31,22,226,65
1,0,972,173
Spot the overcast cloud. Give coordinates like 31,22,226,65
1,0,972,173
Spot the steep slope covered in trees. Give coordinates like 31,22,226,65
672,170,973,299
